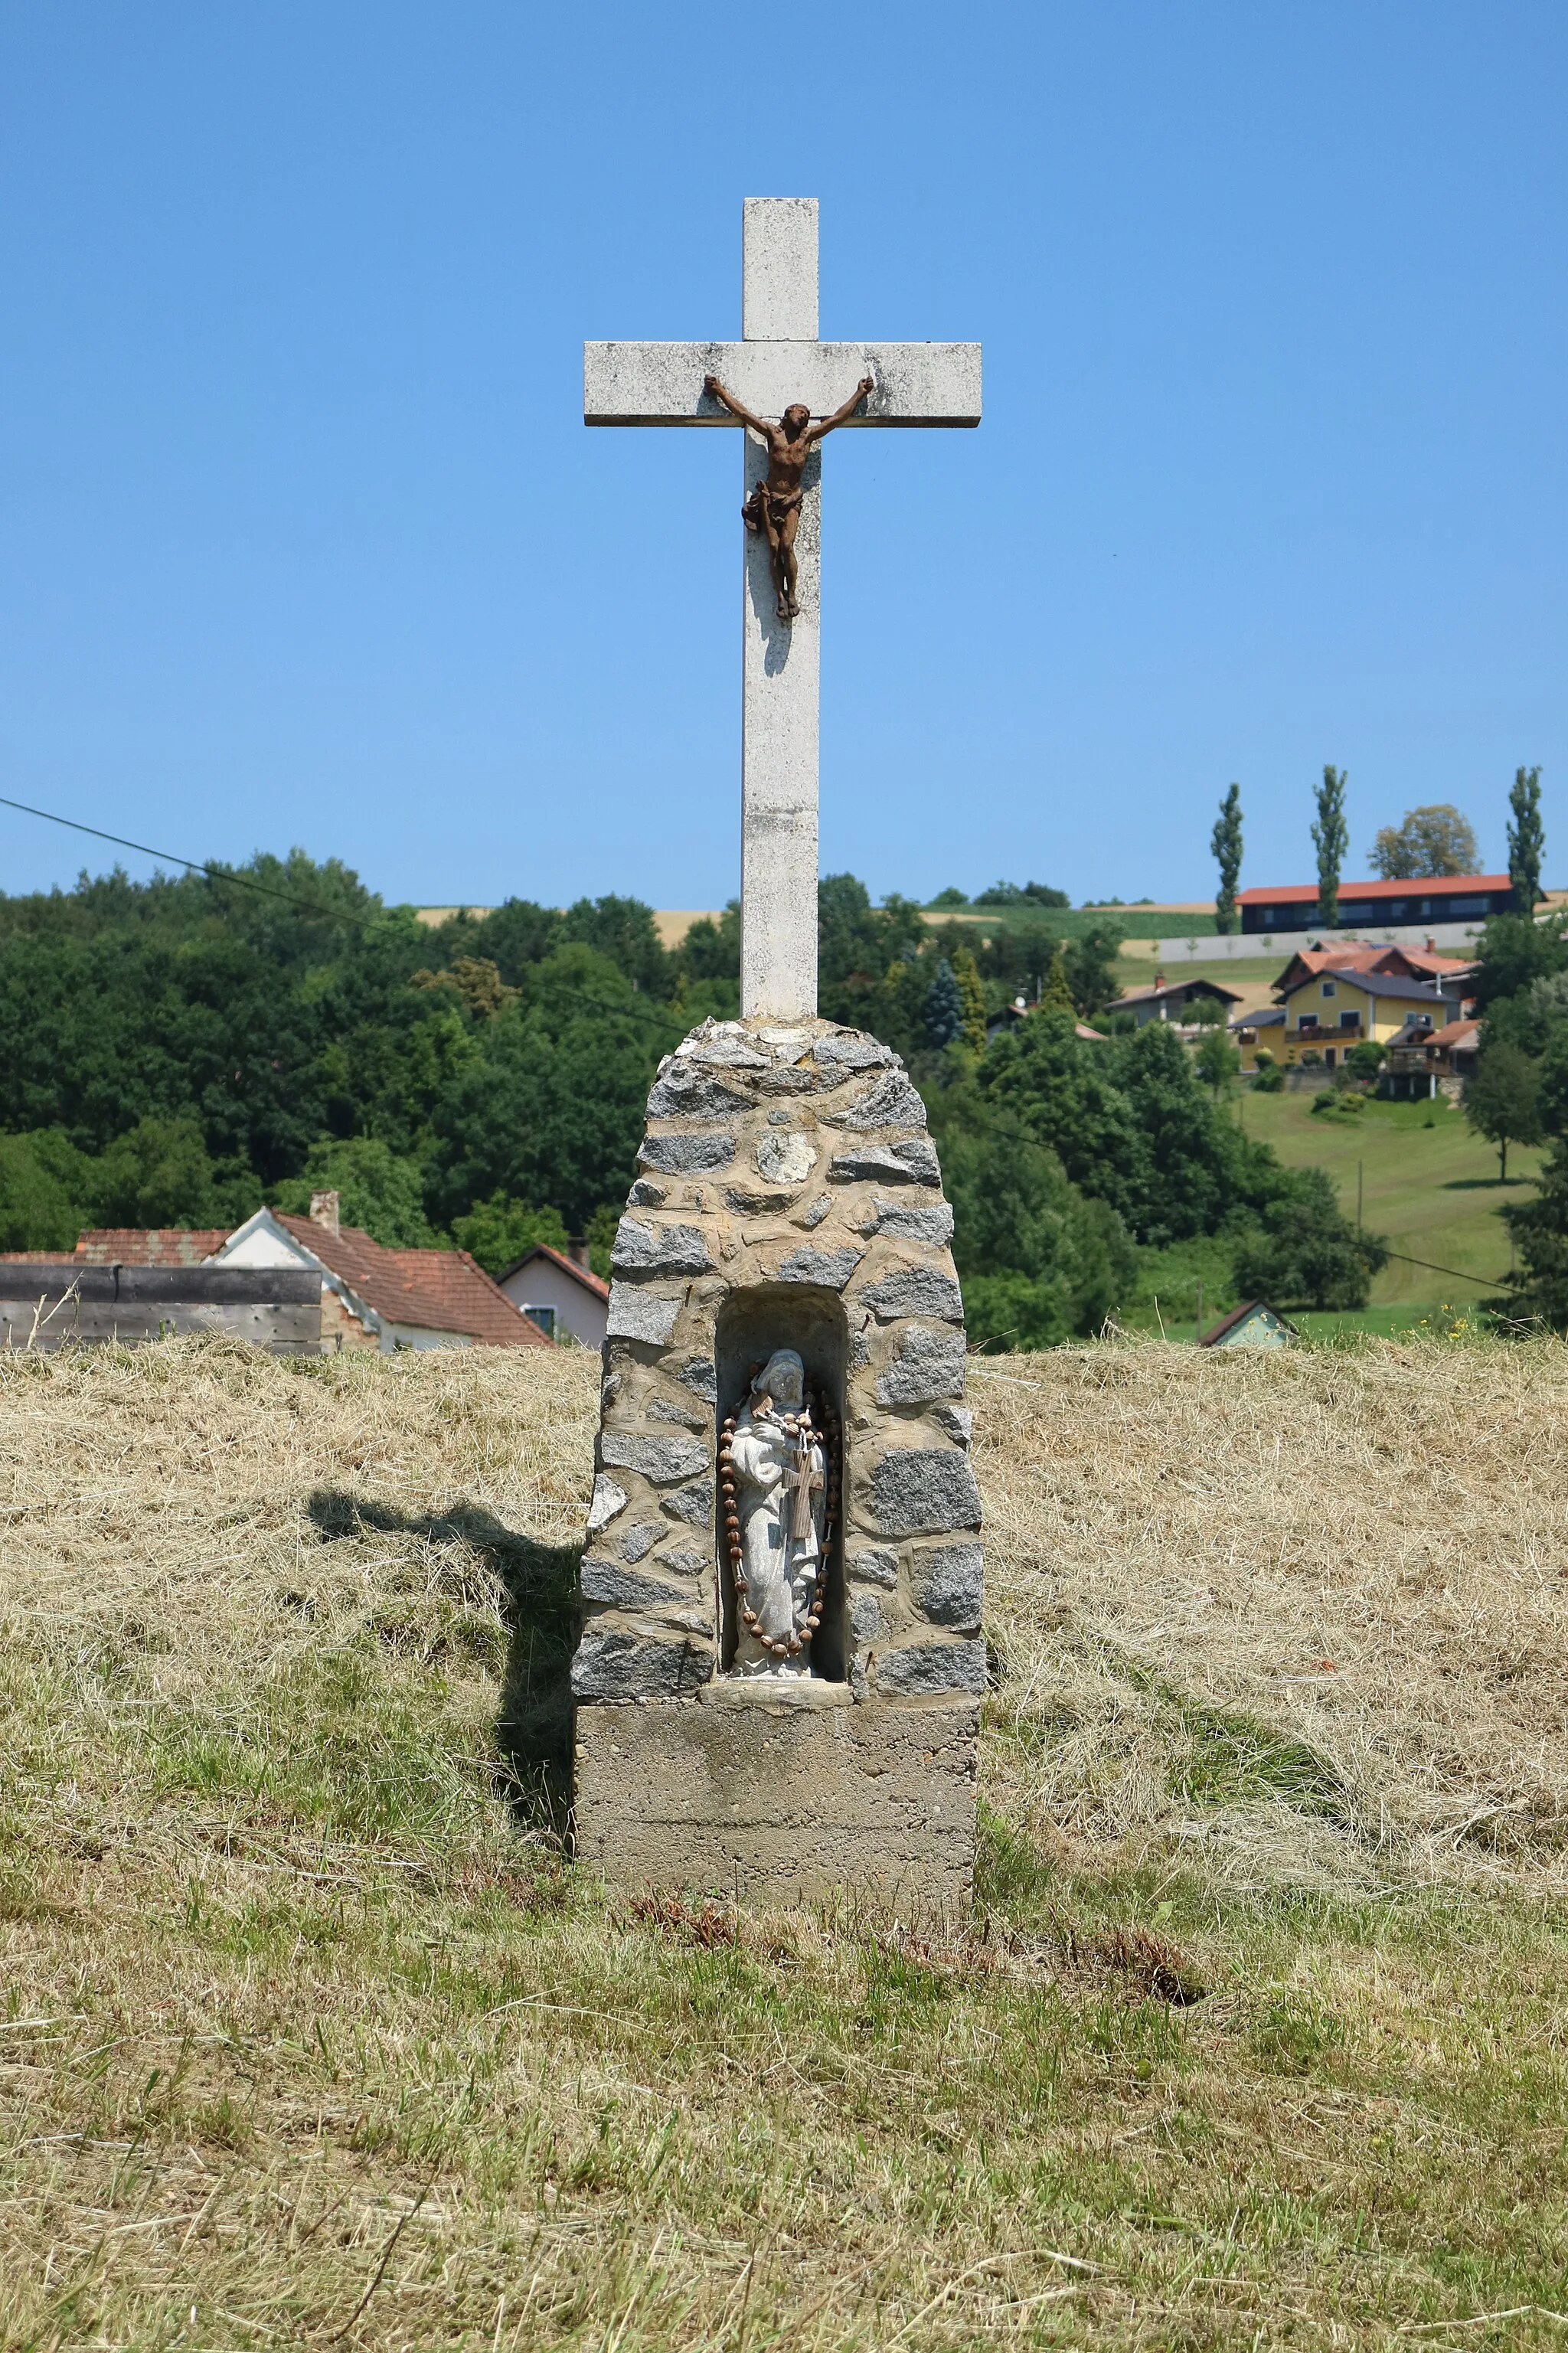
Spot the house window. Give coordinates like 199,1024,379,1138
1325,1047,1337,1068
522,1305,557,1338
1321,981,1336,998
1338,1011,1359,1030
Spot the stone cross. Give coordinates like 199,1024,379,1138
584,198,981,1022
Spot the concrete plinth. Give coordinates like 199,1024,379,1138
573,1687,978,1916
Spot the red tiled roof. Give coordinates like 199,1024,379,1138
1238,874,1510,907
74,1229,229,1266
1424,1018,1481,1050
273,1215,550,1346
498,1243,611,1302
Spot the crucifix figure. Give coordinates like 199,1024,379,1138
705,371,876,620
585,199,980,1023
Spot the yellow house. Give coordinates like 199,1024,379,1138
1276,969,1446,1070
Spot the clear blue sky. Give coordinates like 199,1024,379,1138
1,3,1563,911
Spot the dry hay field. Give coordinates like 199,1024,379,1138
2,1334,1566,2350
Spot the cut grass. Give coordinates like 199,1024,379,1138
1237,1087,1541,1305
3,1337,1568,2347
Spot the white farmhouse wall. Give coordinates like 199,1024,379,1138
498,1258,608,1349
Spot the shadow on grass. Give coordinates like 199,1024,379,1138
307,1489,579,1836
1442,1176,1527,1191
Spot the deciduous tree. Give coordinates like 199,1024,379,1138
1370,803,1480,881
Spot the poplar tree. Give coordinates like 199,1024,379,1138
1312,766,1349,928
1508,765,1546,909
1210,783,1243,933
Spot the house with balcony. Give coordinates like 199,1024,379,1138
1276,967,1448,1072
1380,1016,1481,1101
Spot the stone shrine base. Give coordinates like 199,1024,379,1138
573,1682,978,1918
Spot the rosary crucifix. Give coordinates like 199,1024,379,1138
585,200,981,1021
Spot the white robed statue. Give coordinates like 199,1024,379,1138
725,1349,828,1677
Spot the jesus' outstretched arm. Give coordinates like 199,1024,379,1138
807,374,875,444
704,375,773,436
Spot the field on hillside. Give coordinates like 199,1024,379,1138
4,1338,1568,2348
1241,1090,1542,1304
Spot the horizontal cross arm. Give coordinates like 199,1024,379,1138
583,340,981,427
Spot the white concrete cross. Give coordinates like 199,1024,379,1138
585,198,981,1021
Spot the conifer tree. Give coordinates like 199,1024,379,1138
950,943,988,1052
1210,783,1243,933
1508,765,1546,909
923,957,965,1047
1039,943,1076,1015
1312,766,1349,927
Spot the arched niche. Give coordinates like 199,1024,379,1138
714,1283,848,1681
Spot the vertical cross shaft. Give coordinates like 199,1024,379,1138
741,199,820,1022
583,204,980,1025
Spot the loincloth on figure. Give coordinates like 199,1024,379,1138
742,481,803,542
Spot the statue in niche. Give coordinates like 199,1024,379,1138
719,1349,841,1676
703,371,876,621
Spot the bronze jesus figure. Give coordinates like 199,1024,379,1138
704,371,876,621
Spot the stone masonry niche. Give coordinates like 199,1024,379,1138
715,1283,848,1681
569,1015,984,1916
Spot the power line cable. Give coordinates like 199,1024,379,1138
0,791,343,914
0,789,692,1033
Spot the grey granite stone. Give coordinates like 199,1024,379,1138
570,1629,712,1701
646,1068,753,1119
586,1474,626,1533
870,1198,955,1244
861,1266,965,1325
605,1285,682,1346
580,1557,714,1628
618,1521,663,1564
875,1325,968,1406
649,1395,707,1430
798,1193,831,1229
871,1449,983,1538
638,1131,737,1175
849,1591,887,1641
658,1547,708,1577
628,1177,667,1208
848,1546,900,1588
600,1430,709,1485
933,1403,974,1446
661,1479,714,1526
677,1357,717,1402
825,1071,928,1132
611,1218,712,1276
766,1107,792,1125
873,1638,987,1697
910,1543,984,1631
724,1188,793,1214
684,1039,769,1069
813,1033,895,1074
828,1138,942,1185
776,1244,864,1289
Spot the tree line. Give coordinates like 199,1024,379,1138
0,854,1380,1344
